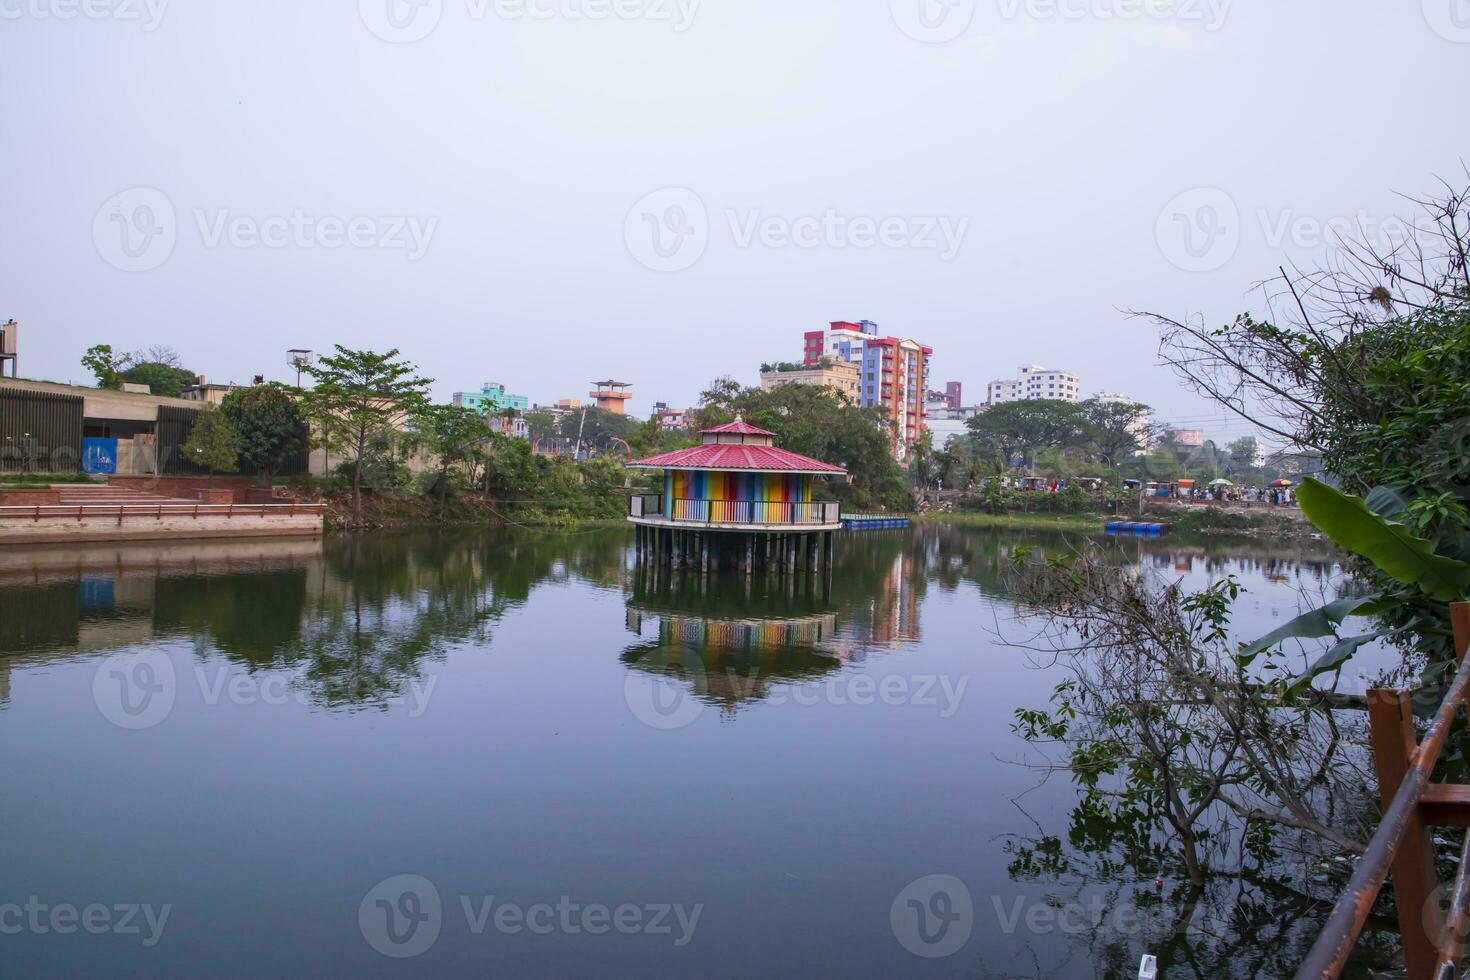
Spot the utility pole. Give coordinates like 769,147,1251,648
572,405,588,460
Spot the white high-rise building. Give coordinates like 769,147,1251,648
985,365,1081,404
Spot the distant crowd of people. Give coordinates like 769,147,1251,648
1179,485,1296,506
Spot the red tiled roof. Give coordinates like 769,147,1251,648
700,419,776,436
627,443,846,474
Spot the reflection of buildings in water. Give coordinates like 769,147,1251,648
0,538,327,664
1135,544,1342,587
847,552,922,650
623,604,843,713
0,656,9,706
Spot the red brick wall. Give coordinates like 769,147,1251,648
0,488,61,506
108,475,253,502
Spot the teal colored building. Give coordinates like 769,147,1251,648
452,382,529,414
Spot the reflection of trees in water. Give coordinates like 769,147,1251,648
146,528,632,709
908,522,1344,601
994,817,1399,978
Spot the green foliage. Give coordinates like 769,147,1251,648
1296,478,1470,602
1079,397,1150,468
967,399,1086,464
81,344,126,390
120,361,198,397
180,408,239,484
220,384,306,484
301,345,433,522
408,405,492,519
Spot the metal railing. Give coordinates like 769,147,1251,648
670,498,839,525
0,502,326,523
627,494,839,526
1298,602,1470,979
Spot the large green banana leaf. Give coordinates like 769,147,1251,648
1296,478,1470,602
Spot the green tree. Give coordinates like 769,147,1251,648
967,399,1086,469
81,344,127,390
301,346,433,523
1079,397,1150,469
523,410,559,448
1226,436,1260,475
120,361,198,397
180,408,239,488
220,384,307,486
409,405,492,521
1148,176,1470,665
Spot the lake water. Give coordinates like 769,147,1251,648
0,524,1361,977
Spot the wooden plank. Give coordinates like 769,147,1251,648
1368,688,1441,979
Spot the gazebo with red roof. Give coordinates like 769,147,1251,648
627,417,846,573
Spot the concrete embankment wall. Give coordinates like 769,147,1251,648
0,511,324,545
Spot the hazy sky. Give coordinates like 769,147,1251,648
3,0,1466,444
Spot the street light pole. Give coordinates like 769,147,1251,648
287,349,314,389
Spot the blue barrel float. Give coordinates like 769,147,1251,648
841,514,910,531
1104,520,1170,536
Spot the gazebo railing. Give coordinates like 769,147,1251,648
628,495,839,526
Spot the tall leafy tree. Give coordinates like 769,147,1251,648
81,344,127,390
301,346,433,522
1079,397,1151,469
179,408,239,488
409,405,492,521
966,399,1086,467
220,384,307,486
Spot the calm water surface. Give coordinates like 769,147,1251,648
0,525,1354,978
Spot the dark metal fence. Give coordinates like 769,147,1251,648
0,388,84,473
157,404,309,477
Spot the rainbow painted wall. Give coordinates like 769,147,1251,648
664,470,812,507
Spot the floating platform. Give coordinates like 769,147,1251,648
1104,520,1170,536
841,514,910,531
